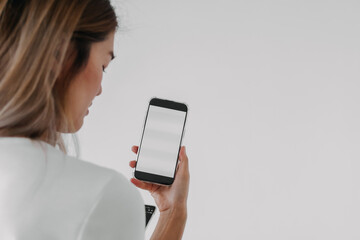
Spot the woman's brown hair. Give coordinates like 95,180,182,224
0,0,118,154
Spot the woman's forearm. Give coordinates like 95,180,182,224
150,206,187,240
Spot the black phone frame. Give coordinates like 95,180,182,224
134,97,188,185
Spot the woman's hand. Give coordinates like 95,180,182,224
129,146,190,214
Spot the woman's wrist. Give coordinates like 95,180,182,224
151,205,187,240
160,204,187,221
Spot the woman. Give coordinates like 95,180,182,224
0,0,189,239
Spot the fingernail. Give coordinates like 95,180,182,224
183,146,186,154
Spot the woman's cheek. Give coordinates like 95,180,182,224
83,64,102,95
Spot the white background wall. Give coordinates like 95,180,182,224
74,0,360,239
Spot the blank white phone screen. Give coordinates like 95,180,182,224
137,105,186,178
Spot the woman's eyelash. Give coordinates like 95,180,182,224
102,66,106,73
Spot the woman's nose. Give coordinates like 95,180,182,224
96,86,102,96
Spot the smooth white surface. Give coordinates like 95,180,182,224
136,105,186,177
77,0,360,239
0,137,145,240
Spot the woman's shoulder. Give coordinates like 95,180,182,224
42,140,133,196
40,139,146,238
0,137,145,239
0,136,140,207
64,151,142,203
57,150,146,239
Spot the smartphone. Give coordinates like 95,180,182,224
145,205,156,227
134,98,188,185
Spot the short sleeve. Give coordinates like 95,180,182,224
78,171,145,240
